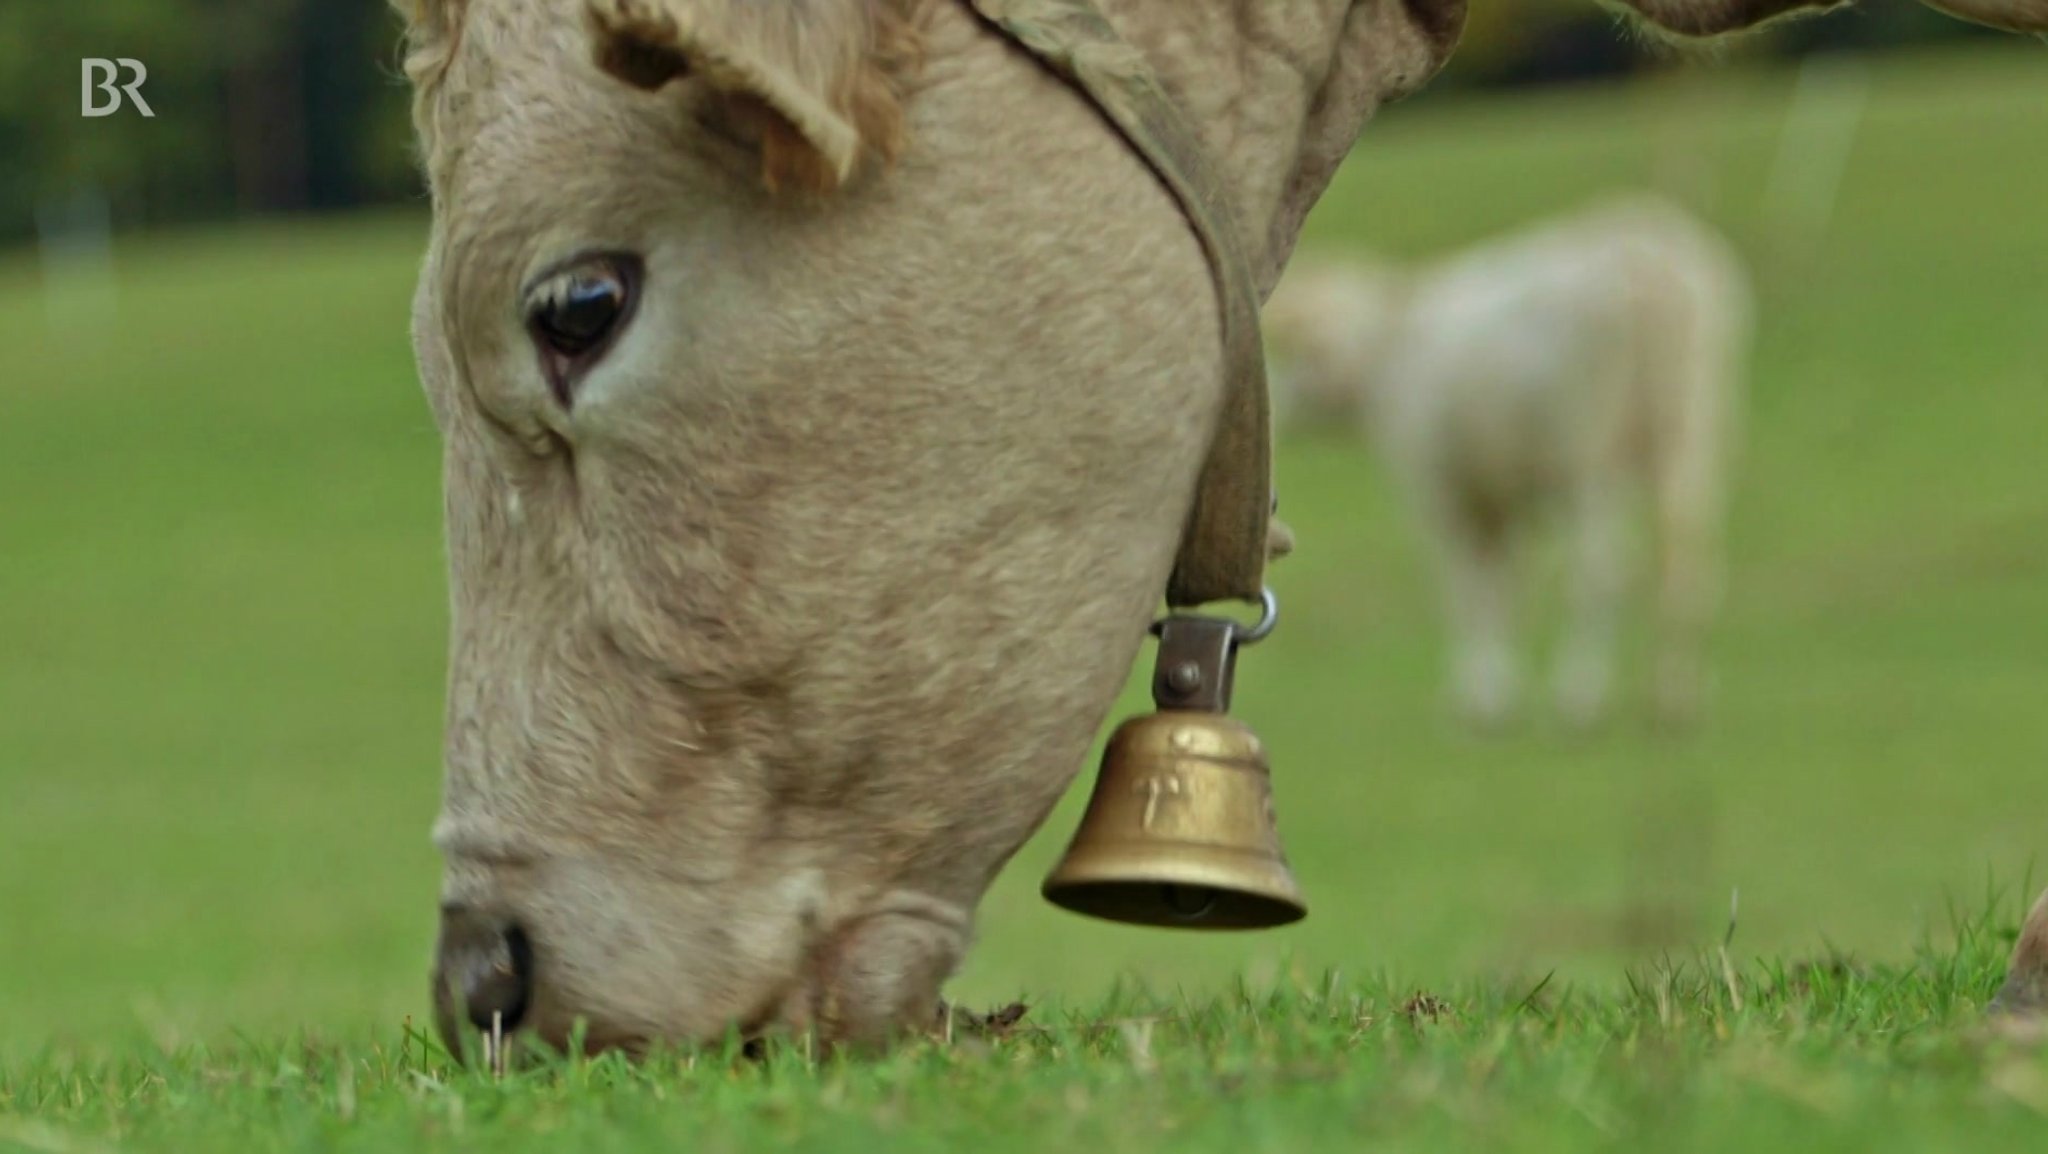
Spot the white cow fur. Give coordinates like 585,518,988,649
1264,194,1754,728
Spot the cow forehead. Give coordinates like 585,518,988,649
425,0,686,213
421,16,751,335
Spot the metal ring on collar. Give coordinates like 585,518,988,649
1234,586,1280,645
1149,586,1279,646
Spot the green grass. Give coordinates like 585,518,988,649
8,934,2048,1153
4,44,2047,1150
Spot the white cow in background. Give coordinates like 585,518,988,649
1265,195,1754,729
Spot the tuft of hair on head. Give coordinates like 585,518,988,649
390,0,475,174
393,0,469,93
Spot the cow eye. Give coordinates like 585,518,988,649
524,255,641,404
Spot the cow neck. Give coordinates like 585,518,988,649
961,0,1273,610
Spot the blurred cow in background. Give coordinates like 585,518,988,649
1265,195,1753,730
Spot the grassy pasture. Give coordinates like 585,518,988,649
3,46,2046,1150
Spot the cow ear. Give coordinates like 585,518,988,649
1917,0,2048,32
586,0,920,194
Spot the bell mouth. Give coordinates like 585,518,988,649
1041,844,1308,930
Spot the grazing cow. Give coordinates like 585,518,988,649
1263,196,1754,729
391,0,2048,1054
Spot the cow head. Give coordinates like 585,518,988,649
399,0,1248,1053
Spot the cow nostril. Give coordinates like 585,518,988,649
466,923,534,1032
437,911,535,1035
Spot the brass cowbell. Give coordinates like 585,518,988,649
1042,591,1308,929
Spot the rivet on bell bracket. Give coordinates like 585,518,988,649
1147,586,1278,713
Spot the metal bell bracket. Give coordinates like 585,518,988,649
1149,586,1278,715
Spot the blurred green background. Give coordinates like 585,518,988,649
1,4,2043,1060
0,0,2010,241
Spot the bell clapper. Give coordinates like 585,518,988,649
1161,884,1221,919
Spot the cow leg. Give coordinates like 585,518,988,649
1650,410,1729,729
1553,481,1629,729
1647,258,1744,729
1430,499,1521,731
